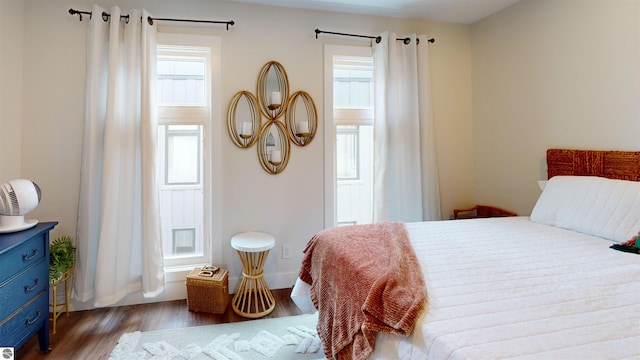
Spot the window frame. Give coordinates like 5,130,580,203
323,45,373,228
156,32,222,273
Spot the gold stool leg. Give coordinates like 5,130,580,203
51,284,58,334
231,250,275,318
63,277,70,316
50,272,72,335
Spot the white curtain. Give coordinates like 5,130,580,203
373,32,441,222
74,5,165,307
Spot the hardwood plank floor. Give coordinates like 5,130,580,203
16,288,303,360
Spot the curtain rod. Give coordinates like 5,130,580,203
315,29,435,45
68,8,235,30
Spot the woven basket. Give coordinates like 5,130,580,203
186,266,229,314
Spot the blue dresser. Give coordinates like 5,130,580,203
0,222,57,352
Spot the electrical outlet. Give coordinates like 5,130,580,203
282,244,291,259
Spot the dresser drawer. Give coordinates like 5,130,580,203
0,232,46,283
0,259,48,321
0,222,56,353
0,290,48,349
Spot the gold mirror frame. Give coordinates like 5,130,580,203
227,91,261,148
285,91,318,147
257,120,290,175
257,61,290,121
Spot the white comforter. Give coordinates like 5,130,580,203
366,217,640,360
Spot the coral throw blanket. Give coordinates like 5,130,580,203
299,222,426,360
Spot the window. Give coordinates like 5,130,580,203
156,33,222,270
164,125,201,185
336,126,359,180
158,57,205,105
324,46,374,227
172,228,196,255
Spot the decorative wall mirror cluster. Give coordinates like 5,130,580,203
227,61,317,174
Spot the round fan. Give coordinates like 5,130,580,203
0,179,41,233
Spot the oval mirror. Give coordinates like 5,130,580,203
227,91,261,148
257,61,289,121
257,120,290,174
286,91,317,146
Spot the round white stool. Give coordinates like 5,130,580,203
230,232,276,318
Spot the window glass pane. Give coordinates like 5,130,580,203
333,57,373,109
335,124,373,226
172,228,196,255
166,125,201,185
158,124,205,262
333,55,374,226
158,58,205,106
336,126,359,180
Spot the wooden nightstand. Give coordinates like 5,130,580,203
453,205,516,219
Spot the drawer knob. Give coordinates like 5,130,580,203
24,278,40,292
26,310,42,325
23,248,38,261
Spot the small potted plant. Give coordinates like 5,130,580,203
49,235,76,284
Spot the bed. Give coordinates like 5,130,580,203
292,148,640,360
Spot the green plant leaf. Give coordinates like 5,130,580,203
50,235,76,284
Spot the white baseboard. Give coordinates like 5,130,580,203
62,270,299,312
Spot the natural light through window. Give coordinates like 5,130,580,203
157,44,211,267
165,125,201,185
157,57,206,106
333,56,374,226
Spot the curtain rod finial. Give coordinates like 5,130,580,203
69,8,82,21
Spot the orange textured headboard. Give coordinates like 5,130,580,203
547,149,640,181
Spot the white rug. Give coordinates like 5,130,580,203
108,313,325,360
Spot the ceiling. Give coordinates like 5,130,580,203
226,0,521,24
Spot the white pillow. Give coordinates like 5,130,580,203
530,176,640,242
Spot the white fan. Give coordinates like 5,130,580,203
0,179,41,233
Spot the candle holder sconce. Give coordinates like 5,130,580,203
257,61,290,121
257,120,290,174
227,60,315,174
227,91,261,148
286,91,317,147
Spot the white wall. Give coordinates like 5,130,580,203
471,0,640,216
0,0,24,181
427,22,475,217
7,0,474,309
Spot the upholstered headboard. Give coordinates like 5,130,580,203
547,149,640,181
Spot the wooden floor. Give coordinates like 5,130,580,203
16,288,303,360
